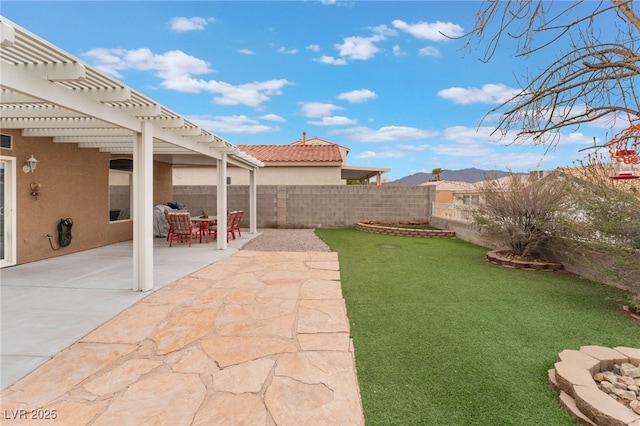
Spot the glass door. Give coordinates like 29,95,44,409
0,157,16,268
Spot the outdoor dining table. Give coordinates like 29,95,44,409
190,216,217,243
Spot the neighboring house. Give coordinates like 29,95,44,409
421,180,477,222
172,133,391,186
0,17,262,290
430,174,537,223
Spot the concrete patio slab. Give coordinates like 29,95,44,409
1,233,258,390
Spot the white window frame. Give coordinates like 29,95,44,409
108,159,133,223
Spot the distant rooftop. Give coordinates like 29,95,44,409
419,180,475,190
289,135,350,152
239,133,390,183
237,143,343,164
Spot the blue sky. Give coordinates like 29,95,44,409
2,1,616,181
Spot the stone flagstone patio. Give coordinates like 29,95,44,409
0,251,364,425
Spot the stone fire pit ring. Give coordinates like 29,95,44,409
548,345,640,425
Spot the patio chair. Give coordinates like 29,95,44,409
166,211,198,247
211,211,240,242
232,210,244,238
163,208,177,241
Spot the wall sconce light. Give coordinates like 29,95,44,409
22,155,39,173
30,182,42,200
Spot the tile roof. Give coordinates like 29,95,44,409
237,144,343,163
289,135,350,152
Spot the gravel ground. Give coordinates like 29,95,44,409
241,228,331,252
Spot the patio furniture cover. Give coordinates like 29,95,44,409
153,205,173,237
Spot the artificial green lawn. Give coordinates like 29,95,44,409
314,229,640,426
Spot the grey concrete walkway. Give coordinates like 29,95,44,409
1,233,259,390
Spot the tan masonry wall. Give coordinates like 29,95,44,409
172,185,433,228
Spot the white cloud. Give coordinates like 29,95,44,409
170,17,210,33
418,46,441,57
478,152,551,169
191,115,278,134
392,19,464,41
421,125,558,170
561,132,596,145
336,89,377,103
335,35,385,60
430,142,494,157
308,116,357,126
393,45,405,56
306,44,321,52
334,125,438,142
85,47,290,107
371,24,397,37
238,49,255,55
396,144,432,152
258,113,286,122
441,125,505,144
437,83,519,105
300,102,343,118
278,47,299,54
156,50,214,80
355,150,406,159
201,79,290,106
317,55,348,65
84,47,212,80
440,124,595,151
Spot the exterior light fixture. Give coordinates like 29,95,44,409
23,155,39,173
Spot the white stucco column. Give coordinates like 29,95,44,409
216,154,228,250
249,167,257,234
132,121,154,291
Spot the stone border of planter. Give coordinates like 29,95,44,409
548,345,640,426
622,306,640,323
485,250,563,271
355,222,455,238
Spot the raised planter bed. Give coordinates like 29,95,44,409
485,250,563,271
356,222,455,238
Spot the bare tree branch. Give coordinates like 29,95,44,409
465,0,640,149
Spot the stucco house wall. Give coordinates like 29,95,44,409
172,165,343,186
1,129,173,265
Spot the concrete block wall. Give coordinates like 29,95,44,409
430,215,639,293
172,185,432,228
430,216,491,248
172,184,635,293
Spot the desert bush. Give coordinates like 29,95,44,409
472,171,571,260
559,153,640,299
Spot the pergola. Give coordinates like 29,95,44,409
0,16,263,291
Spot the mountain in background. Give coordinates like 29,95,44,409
389,168,510,185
